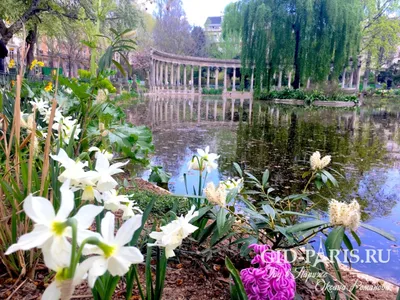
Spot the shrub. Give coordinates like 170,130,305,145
202,88,223,95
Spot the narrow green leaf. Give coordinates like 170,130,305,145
360,223,396,241
225,257,248,300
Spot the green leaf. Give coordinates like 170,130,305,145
286,220,328,234
262,204,276,220
217,208,227,236
225,257,248,300
233,162,243,177
325,227,345,257
351,230,361,246
360,223,396,241
112,59,126,77
262,169,270,187
343,233,353,251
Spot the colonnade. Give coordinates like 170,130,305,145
150,49,254,94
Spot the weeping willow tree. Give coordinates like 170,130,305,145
224,0,363,90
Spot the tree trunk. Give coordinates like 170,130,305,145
363,52,372,91
26,25,38,74
293,25,301,89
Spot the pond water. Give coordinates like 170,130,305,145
127,95,400,284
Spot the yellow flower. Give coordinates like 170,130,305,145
44,82,53,92
37,61,45,67
8,59,15,68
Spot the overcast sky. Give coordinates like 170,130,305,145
145,0,234,26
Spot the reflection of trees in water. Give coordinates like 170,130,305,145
235,103,400,220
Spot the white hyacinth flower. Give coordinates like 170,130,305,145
5,180,103,269
329,199,361,231
188,146,219,173
204,182,228,207
310,151,331,171
149,206,199,258
93,152,129,192
83,212,144,288
89,146,114,161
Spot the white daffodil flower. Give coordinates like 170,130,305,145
84,212,144,288
89,146,114,161
222,177,244,192
44,107,63,123
310,151,331,171
93,152,129,192
149,206,199,258
5,180,103,269
188,146,219,173
30,98,49,114
52,117,81,144
51,149,97,188
101,189,125,212
120,200,143,220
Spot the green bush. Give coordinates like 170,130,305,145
130,189,189,217
257,88,357,103
202,88,223,95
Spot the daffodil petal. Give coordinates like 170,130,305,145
42,281,60,300
56,180,74,220
114,215,142,246
5,224,51,254
88,257,108,288
118,246,144,264
107,255,131,276
74,205,103,229
23,194,55,225
101,212,115,243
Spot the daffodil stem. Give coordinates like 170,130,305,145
69,236,100,279
67,218,78,278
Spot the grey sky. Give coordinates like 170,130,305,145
145,0,234,26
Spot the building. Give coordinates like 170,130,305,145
204,16,223,42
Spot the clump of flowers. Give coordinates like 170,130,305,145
149,206,199,258
204,182,227,207
8,59,15,68
44,81,53,92
30,59,45,70
188,146,219,173
240,244,296,300
329,199,361,231
310,151,331,171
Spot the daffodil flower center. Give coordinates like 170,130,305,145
98,242,117,258
51,221,68,236
55,267,69,282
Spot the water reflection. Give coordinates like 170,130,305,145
126,95,400,283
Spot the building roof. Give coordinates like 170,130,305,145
206,16,222,26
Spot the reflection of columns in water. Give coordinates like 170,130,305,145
170,102,173,122
249,98,253,123
177,99,180,122
222,96,227,121
214,101,218,120
190,98,193,120
240,98,244,108
206,100,209,120
231,98,235,121
183,98,186,121
197,96,201,122
164,100,168,122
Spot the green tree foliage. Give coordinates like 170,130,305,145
190,26,207,57
224,0,363,90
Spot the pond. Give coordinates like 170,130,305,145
127,95,400,285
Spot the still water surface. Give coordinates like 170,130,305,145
127,95,400,284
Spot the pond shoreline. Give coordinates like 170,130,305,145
268,98,357,107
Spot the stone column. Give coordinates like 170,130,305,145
198,66,202,93
278,69,283,90
155,60,159,87
288,71,292,88
160,62,164,89
177,64,181,88
349,70,354,89
207,67,210,88
191,65,194,93
151,60,155,91
232,67,236,91
342,68,346,89
215,67,219,89
183,65,187,92
224,67,227,92
306,78,311,89
171,64,175,89
250,67,254,92
356,58,362,91
158,61,162,87
164,63,168,86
